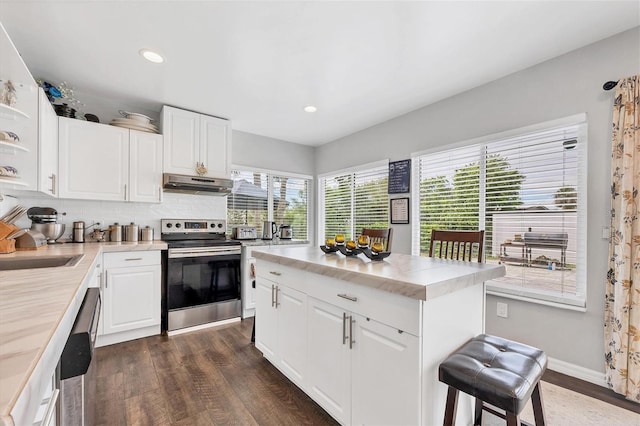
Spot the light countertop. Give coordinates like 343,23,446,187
252,246,505,301
0,241,167,426
238,238,309,247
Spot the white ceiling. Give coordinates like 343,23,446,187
0,1,638,146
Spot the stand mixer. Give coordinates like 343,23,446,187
27,207,66,244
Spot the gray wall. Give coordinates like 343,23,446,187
315,27,640,373
232,130,315,176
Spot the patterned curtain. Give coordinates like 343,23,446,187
605,74,640,402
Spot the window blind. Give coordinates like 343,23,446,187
272,175,308,239
413,123,585,305
227,170,269,230
320,164,389,241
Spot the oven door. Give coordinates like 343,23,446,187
166,246,242,330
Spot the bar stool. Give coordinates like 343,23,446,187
438,334,547,426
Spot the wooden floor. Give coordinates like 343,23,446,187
96,318,639,425
94,318,337,426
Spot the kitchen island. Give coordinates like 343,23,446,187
252,246,505,426
0,241,166,426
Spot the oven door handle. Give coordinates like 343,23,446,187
168,247,241,258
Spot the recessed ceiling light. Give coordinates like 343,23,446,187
304,105,317,113
139,49,165,63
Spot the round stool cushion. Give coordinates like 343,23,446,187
439,334,547,414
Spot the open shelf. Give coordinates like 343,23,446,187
0,103,30,120
0,176,28,186
0,140,28,152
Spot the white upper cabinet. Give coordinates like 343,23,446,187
58,117,162,202
129,130,163,203
37,88,58,197
161,105,231,178
59,118,129,201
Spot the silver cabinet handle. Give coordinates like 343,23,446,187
271,284,275,307
49,174,56,195
338,293,358,302
124,183,128,200
349,316,355,349
125,258,143,261
158,185,162,202
274,285,280,308
342,312,348,345
105,270,108,289
269,271,282,276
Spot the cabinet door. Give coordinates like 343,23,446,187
306,297,351,424
129,130,162,203
37,88,58,197
200,114,230,178
58,118,129,201
103,265,160,335
277,285,306,387
255,276,278,359
350,314,421,426
162,106,199,175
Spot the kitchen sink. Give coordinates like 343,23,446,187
0,254,84,271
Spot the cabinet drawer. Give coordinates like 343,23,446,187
310,278,421,337
256,261,307,293
104,250,160,268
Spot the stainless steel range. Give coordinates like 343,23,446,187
161,219,242,332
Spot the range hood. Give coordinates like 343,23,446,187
162,173,233,196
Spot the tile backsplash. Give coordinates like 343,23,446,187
0,191,227,241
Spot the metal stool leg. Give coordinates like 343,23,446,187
473,398,483,426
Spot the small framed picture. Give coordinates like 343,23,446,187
390,197,409,224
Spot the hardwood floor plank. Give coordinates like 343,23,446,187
180,351,259,425
125,389,172,426
95,372,126,426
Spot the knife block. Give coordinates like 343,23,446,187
0,221,18,253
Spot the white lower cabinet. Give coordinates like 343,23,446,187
256,260,421,425
350,312,420,426
306,297,351,424
97,251,161,347
255,275,307,387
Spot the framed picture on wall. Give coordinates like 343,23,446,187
390,197,409,224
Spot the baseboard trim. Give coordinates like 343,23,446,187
547,356,606,387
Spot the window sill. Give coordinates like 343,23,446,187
486,281,587,312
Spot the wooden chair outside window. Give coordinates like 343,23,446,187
361,228,393,252
429,230,485,262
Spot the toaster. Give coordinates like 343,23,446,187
232,226,257,240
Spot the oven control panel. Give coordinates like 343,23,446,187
161,219,226,234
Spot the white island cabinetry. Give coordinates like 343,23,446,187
255,265,307,388
253,247,505,426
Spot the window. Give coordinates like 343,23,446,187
228,169,310,239
319,161,389,241
272,175,308,240
412,117,586,306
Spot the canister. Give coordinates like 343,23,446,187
72,221,85,243
140,226,154,242
124,222,138,242
110,223,122,242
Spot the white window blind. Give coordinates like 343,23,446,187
228,170,269,230
272,175,308,239
320,164,389,241
228,169,310,239
413,122,586,306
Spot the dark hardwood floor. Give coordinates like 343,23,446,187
94,318,337,426
96,318,640,425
